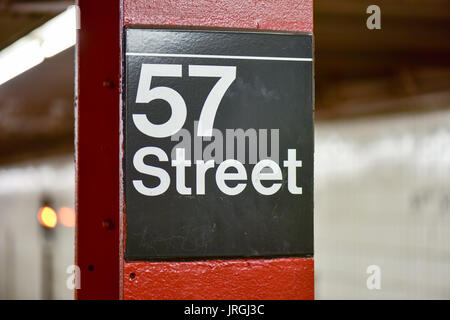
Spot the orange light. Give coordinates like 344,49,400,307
58,206,76,227
38,206,57,228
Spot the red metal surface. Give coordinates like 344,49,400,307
123,0,313,32
121,0,314,300
124,258,314,300
75,0,121,299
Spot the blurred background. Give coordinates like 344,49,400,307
0,0,449,299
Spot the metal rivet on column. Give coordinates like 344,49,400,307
102,79,114,89
102,218,114,230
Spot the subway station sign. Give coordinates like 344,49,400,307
123,29,313,260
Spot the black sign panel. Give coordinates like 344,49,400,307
123,29,313,260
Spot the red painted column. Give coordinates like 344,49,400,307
75,0,121,299
121,0,314,300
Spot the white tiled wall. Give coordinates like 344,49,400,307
0,156,74,299
315,109,450,299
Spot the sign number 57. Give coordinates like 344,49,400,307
134,64,236,138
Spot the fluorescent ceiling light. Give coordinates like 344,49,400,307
0,5,76,86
